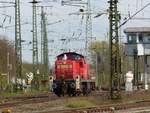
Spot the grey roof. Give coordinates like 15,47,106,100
124,27,150,33
57,52,84,58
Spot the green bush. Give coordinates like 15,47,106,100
0,73,8,91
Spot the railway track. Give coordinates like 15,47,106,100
0,90,150,112
0,91,108,108
39,99,150,113
0,92,58,109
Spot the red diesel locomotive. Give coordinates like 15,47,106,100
53,52,95,96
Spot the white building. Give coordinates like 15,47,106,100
124,27,150,90
124,27,150,56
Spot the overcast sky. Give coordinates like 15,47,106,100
0,0,150,65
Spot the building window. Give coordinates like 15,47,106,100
128,34,136,44
139,34,143,43
146,34,150,43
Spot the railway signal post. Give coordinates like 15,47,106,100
108,0,121,99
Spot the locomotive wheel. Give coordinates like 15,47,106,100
67,88,76,97
76,89,81,96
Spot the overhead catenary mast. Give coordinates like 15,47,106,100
30,0,39,89
38,5,53,79
41,6,49,78
62,0,92,56
85,0,92,55
15,0,22,81
108,0,121,99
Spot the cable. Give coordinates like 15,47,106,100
119,2,150,28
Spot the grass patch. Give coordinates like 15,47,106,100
65,100,95,108
0,91,24,97
0,89,48,97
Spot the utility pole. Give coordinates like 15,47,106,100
94,51,98,88
7,52,10,84
41,6,49,78
62,0,92,56
144,55,148,90
41,8,43,66
15,0,22,83
133,49,138,90
85,0,92,55
30,0,39,89
108,0,121,99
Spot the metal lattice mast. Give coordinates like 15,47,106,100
15,0,22,79
85,0,92,54
61,0,92,56
40,6,44,77
41,8,43,65
30,0,39,88
41,7,49,77
109,0,121,99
